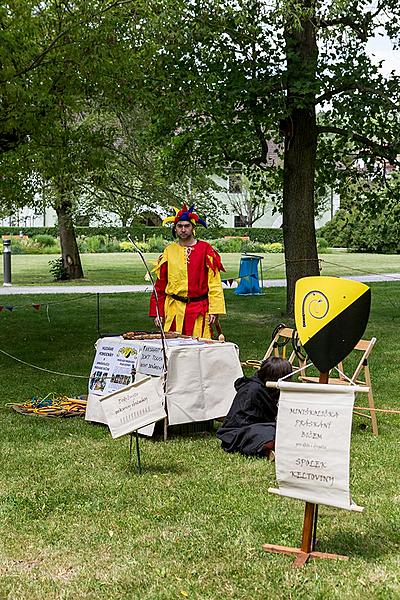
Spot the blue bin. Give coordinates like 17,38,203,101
234,254,263,295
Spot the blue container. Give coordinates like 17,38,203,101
234,254,263,295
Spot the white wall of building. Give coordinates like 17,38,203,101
213,174,340,229
3,177,340,231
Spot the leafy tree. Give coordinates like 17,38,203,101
131,0,400,312
221,166,282,227
76,109,227,228
320,171,400,253
0,1,141,277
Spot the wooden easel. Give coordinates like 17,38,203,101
262,372,349,566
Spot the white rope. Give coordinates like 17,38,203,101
280,362,313,380
0,348,89,379
333,365,356,384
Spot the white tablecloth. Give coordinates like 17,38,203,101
85,337,243,427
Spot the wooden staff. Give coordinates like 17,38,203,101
294,371,329,565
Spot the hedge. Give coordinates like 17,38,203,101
0,226,283,244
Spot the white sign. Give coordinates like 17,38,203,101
137,344,165,376
86,337,243,430
100,376,166,439
269,382,363,512
89,339,142,396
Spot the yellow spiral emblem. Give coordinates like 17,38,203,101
301,290,329,328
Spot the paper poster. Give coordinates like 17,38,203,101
88,339,142,396
269,381,363,512
100,376,166,439
137,344,166,376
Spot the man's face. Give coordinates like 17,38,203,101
175,220,194,240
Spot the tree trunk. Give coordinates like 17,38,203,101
282,2,320,316
56,198,84,279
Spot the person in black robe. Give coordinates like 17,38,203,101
216,356,292,458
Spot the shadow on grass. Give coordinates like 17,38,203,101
316,524,400,560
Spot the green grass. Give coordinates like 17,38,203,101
0,285,399,598
2,251,400,286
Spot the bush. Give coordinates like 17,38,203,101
146,235,168,252
7,241,24,254
263,242,283,253
316,237,330,253
211,238,244,252
32,234,57,248
0,237,60,255
85,235,107,253
242,240,269,253
77,236,89,253
48,258,69,281
317,236,329,249
103,236,121,252
319,206,400,253
0,225,284,244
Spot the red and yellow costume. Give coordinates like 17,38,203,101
149,240,226,338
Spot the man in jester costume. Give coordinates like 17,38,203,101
149,203,226,338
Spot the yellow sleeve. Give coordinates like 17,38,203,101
151,248,168,279
208,268,226,315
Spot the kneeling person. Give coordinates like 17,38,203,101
216,357,292,458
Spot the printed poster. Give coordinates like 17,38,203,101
88,339,142,396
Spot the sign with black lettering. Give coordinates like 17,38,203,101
89,339,141,396
137,344,165,376
100,376,166,439
269,381,363,511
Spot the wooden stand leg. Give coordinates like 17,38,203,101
365,365,378,436
292,502,317,567
262,500,349,566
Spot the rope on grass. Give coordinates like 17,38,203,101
9,394,87,417
0,348,89,379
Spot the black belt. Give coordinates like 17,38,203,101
169,293,208,304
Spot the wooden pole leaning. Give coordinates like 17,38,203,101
262,371,349,567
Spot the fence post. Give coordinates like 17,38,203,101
3,238,12,286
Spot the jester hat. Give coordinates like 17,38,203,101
162,203,207,228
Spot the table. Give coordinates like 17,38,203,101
85,337,243,430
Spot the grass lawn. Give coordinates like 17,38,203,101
2,251,400,286
0,284,399,599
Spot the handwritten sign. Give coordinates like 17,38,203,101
137,344,165,376
100,376,166,439
269,382,363,512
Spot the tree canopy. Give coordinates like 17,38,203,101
1,1,399,302
126,0,400,311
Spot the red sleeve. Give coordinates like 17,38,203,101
149,261,167,317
